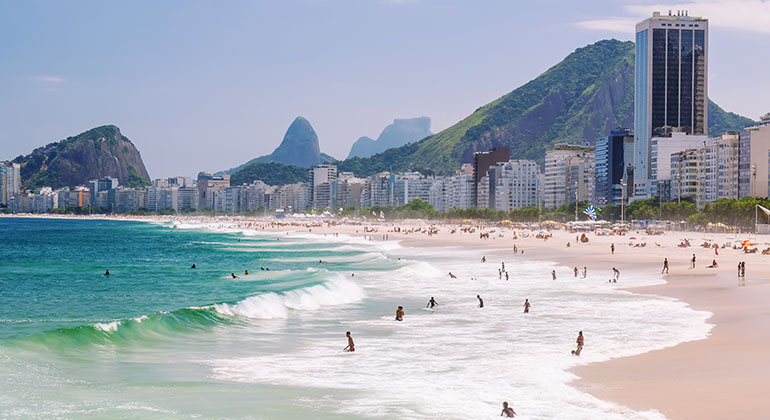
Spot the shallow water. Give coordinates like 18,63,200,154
0,218,711,419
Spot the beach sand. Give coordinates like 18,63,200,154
7,213,770,419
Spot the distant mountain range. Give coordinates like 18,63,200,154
334,39,756,177
347,117,432,159
10,125,151,189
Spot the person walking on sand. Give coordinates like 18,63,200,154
500,401,516,417
477,295,484,308
551,270,557,281
344,331,355,352
523,299,530,313
572,331,584,355
662,258,669,274
691,253,696,269
610,243,615,255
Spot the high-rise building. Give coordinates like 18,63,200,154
472,148,509,207
670,148,699,201
310,165,337,209
738,116,770,198
544,144,595,209
595,129,634,206
490,160,541,211
1,162,22,206
634,11,708,199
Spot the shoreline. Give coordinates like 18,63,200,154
6,213,770,419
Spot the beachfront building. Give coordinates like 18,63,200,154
310,165,337,210
490,160,541,211
670,149,699,201
634,11,709,200
544,144,595,209
0,162,21,207
472,148,509,207
738,115,770,198
650,132,708,201
444,173,474,210
195,172,230,210
362,172,390,208
390,172,437,207
594,129,634,206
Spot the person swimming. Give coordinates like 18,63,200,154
231,273,239,279
191,264,196,269
244,270,249,275
500,401,516,417
395,306,404,321
104,269,110,276
344,331,355,352
448,272,457,278
427,297,438,308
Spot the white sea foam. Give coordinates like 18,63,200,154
205,238,711,420
215,274,365,320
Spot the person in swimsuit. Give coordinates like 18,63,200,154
572,331,584,355
448,272,457,278
523,299,530,313
231,273,239,279
662,258,669,274
582,266,587,278
191,264,196,269
477,295,484,308
427,297,438,308
610,243,615,255
344,331,355,352
395,306,404,321
500,401,516,417
244,270,249,275
551,270,556,281
104,270,110,276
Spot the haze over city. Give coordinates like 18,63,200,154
1,0,769,177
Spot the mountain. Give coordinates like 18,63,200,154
11,125,151,189
336,39,755,177
347,117,433,158
221,116,337,175
256,116,320,167
230,161,308,186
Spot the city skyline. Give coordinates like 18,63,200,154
1,0,769,178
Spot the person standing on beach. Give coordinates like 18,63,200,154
551,270,556,281
610,243,615,255
691,254,696,269
662,258,669,274
737,262,742,277
500,401,516,417
477,295,484,308
572,331,584,355
523,299,530,313
741,261,746,278
505,271,509,281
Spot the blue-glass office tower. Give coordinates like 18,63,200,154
595,129,635,206
634,11,708,199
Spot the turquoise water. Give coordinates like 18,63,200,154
0,217,711,419
0,217,397,419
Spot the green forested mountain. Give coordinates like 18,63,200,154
230,161,308,186
10,125,151,189
336,39,755,176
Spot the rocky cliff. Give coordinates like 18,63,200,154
12,125,151,189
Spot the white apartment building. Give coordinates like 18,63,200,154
491,160,540,211
544,145,595,209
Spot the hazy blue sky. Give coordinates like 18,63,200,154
1,0,768,178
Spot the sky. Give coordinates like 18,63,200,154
1,0,768,178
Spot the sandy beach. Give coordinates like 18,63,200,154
6,213,770,419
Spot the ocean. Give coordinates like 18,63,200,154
0,217,711,419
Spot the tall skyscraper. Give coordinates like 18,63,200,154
472,148,509,207
634,10,708,198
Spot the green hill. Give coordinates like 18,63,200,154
336,39,754,176
11,125,151,189
230,161,307,186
